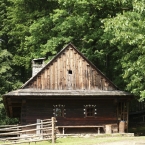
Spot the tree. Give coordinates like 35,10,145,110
0,0,21,124
102,0,145,100
0,40,19,124
25,0,131,71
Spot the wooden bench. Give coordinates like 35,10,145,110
57,126,104,134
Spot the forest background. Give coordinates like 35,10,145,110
0,0,145,124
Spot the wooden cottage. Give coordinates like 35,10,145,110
3,43,132,134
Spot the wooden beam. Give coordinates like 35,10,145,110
9,106,13,118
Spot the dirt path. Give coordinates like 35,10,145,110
97,137,145,145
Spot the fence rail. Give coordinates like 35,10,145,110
0,117,56,144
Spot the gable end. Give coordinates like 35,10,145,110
22,43,118,91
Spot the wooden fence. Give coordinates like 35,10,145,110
0,117,56,144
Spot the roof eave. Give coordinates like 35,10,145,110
3,89,133,97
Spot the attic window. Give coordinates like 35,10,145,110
68,70,72,74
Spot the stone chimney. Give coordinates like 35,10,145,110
32,58,45,76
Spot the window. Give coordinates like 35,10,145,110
68,70,72,74
86,107,94,116
53,105,65,117
84,105,97,117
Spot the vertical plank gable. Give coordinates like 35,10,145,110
23,44,117,91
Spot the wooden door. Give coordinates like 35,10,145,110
117,102,129,132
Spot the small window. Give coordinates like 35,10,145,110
84,105,97,117
55,108,63,117
68,70,72,74
53,105,65,117
86,107,94,116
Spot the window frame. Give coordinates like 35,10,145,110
53,105,65,117
84,105,97,117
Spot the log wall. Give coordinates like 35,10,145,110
21,99,117,126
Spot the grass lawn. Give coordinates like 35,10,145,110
1,136,145,145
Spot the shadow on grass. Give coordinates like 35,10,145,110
129,122,145,136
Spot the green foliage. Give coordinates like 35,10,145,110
0,0,21,124
1,136,143,145
0,101,18,125
0,42,20,124
102,0,145,100
25,0,129,72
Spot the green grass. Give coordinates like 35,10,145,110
1,136,145,145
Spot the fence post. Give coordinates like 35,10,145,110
40,120,43,139
17,124,19,137
51,117,55,144
36,119,41,135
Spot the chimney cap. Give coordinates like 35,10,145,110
32,58,45,61
32,58,45,64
